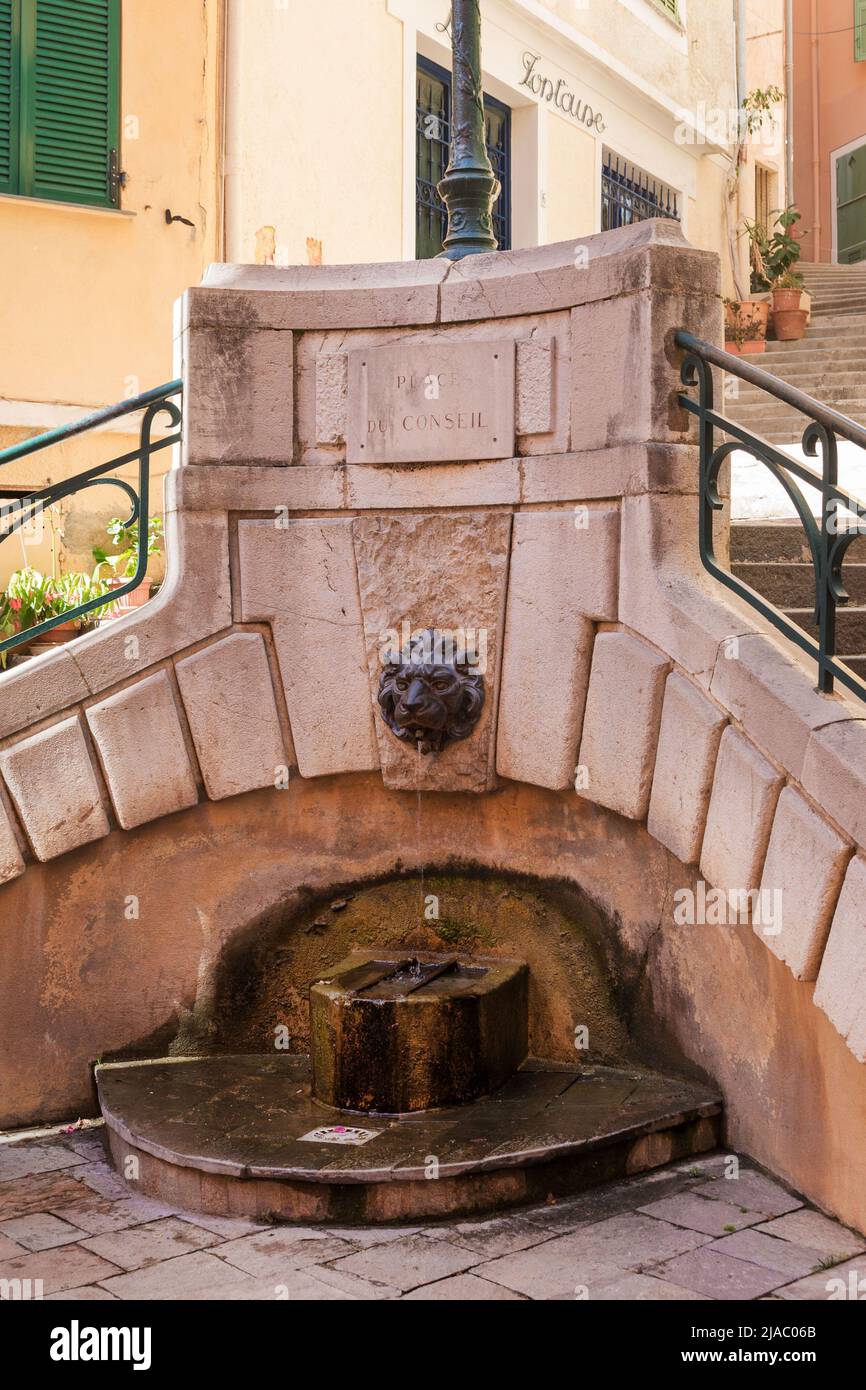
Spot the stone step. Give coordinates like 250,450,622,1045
732,562,866,608
727,401,866,421
95,1055,722,1224
767,337,866,353
731,380,866,402
731,523,814,562
784,607,866,650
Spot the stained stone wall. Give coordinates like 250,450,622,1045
2,221,866,1230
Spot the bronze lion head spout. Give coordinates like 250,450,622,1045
378,628,485,755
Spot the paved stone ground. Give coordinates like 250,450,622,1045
0,1129,863,1301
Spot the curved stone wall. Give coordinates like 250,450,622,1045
2,221,865,1226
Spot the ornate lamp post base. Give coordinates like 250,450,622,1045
438,166,501,260
437,0,501,260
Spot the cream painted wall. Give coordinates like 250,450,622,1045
224,0,405,266
0,0,220,590
545,111,597,242
0,0,221,410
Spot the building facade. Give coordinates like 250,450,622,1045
225,0,765,280
1,0,788,587
793,0,866,264
0,0,221,586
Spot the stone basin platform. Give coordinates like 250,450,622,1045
96,1055,721,1224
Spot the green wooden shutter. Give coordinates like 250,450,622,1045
20,0,120,207
857,0,866,62
0,0,19,194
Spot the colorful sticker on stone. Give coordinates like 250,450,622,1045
298,1125,382,1146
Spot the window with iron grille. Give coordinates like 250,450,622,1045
754,164,777,234
416,55,511,259
601,148,680,230
0,0,121,208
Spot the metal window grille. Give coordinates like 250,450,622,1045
416,55,511,259
601,149,680,230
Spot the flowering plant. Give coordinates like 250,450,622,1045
0,565,114,654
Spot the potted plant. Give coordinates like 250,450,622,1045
724,296,769,355
768,270,807,340
744,206,805,292
92,515,164,617
0,565,114,663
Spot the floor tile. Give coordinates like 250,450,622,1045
403,1273,524,1300
327,1233,478,1292
98,1251,256,1300
755,1209,866,1261
654,1245,793,1300
638,1193,764,1237
79,1217,219,1271
0,1244,120,1296
692,1170,802,1218
711,1228,822,1278
0,1212,84,1252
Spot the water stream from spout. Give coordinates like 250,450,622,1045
415,741,425,921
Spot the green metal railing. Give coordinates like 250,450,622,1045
677,330,866,706
0,381,182,656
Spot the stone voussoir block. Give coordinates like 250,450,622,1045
238,518,378,778
0,797,25,883
87,671,199,831
758,787,851,981
576,631,670,820
175,632,289,800
0,716,110,861
497,506,618,790
647,672,727,865
801,717,866,849
814,855,866,1061
699,727,783,894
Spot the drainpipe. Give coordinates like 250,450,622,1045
736,0,747,111
785,0,794,205
726,0,748,300
810,0,821,258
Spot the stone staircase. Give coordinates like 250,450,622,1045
727,263,866,446
729,263,866,676
731,522,866,678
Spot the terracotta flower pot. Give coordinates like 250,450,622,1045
724,299,769,354
772,308,808,342
724,338,766,355
771,288,803,313
37,619,82,644
112,577,152,610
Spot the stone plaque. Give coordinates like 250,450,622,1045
346,341,515,464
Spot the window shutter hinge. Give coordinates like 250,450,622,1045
108,148,126,204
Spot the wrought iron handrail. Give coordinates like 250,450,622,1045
676,329,866,706
0,381,182,657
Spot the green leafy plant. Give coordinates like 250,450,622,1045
743,206,805,292
741,85,784,137
0,564,115,665
92,515,163,582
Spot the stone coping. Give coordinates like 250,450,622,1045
188,221,715,331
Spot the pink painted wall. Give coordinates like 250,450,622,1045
793,0,866,261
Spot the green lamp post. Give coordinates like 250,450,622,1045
437,0,501,259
